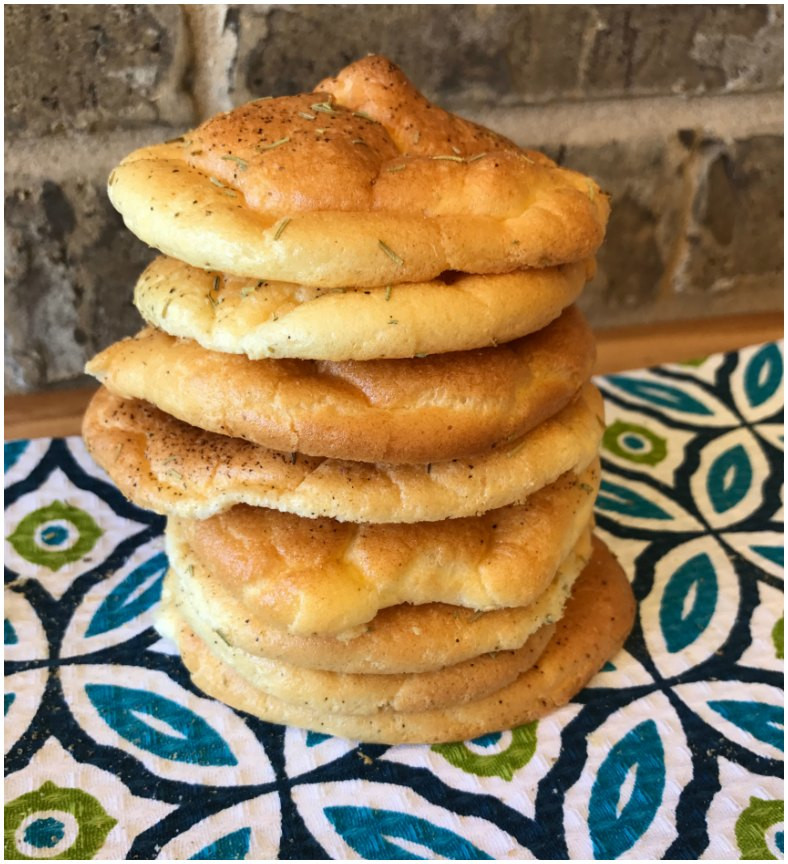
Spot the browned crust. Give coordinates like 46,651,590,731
169,463,598,635
160,577,557,715
162,531,590,674
80,382,605,523
85,306,595,464
170,536,635,743
108,56,609,287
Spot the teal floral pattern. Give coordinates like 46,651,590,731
4,343,784,858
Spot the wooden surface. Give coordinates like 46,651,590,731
4,311,782,441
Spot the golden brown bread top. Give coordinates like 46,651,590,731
169,464,597,635
81,383,604,523
134,255,591,361
108,56,609,287
163,532,589,674
85,306,595,464
166,536,635,743
159,576,556,715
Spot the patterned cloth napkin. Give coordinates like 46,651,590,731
5,343,784,860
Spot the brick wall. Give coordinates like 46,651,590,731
5,4,784,393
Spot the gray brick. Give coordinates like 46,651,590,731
234,5,514,107
5,5,194,138
4,178,155,392
555,132,783,328
551,137,687,326
233,4,783,107
679,134,783,298
582,5,783,99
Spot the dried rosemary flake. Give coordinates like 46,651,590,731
162,456,178,465
311,101,336,114
298,111,316,120
521,153,535,164
161,298,172,318
412,130,421,144
388,319,399,325
378,239,404,267
385,164,406,173
351,138,366,146
290,452,298,465
273,217,291,240
415,353,428,358
384,285,392,302
256,136,290,152
213,275,221,294
166,468,183,481
254,96,274,102
208,176,225,187
353,111,376,122
466,152,487,163
207,291,219,307
431,154,465,163
165,135,184,144
221,154,248,170
587,180,596,200
215,629,231,646
579,482,595,494
240,284,257,298
451,145,462,155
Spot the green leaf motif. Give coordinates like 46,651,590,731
603,420,667,466
6,502,102,571
773,617,784,660
4,780,116,860
431,722,537,781
735,796,784,860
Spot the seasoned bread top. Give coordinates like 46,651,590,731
108,56,609,287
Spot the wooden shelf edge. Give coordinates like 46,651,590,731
594,311,782,375
4,312,783,441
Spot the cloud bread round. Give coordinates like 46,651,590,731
81,382,604,523
165,537,635,743
108,56,609,288
162,531,591,674
158,579,555,715
167,463,599,636
134,255,592,361
85,307,595,464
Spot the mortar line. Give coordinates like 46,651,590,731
5,90,783,184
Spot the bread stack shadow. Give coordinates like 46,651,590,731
83,56,635,744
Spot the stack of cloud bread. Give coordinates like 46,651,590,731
82,56,635,744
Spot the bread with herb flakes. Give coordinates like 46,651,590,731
134,255,591,361
107,56,609,288
158,536,635,743
161,574,556,715
81,382,604,523
165,465,597,636
85,306,595,464
160,530,589,674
